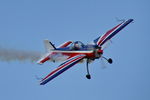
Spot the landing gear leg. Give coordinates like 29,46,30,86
102,56,113,64
86,59,91,79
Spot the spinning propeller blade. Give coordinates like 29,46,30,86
101,40,112,50
100,57,107,69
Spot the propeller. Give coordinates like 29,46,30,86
101,40,112,50
85,40,113,79
99,57,112,68
100,57,107,69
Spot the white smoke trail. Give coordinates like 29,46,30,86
0,47,42,63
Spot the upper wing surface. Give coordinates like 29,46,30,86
57,41,73,48
94,19,133,46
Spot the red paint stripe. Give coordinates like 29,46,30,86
42,56,83,81
42,55,85,81
98,23,122,45
40,56,50,63
59,41,72,48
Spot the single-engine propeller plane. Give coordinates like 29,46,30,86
37,19,133,85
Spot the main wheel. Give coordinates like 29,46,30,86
86,74,91,79
108,58,113,64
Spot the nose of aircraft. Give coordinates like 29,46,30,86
97,49,103,54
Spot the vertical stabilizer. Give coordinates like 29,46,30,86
44,40,56,52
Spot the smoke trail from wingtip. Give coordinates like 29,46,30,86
0,47,42,63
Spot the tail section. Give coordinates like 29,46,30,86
37,40,73,65
37,40,56,64
44,39,56,52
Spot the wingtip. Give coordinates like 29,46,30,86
37,61,43,65
40,83,44,85
129,19,134,21
39,80,45,85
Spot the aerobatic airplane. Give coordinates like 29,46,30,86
37,19,133,85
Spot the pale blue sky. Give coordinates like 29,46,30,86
0,0,150,100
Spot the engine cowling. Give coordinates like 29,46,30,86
94,49,103,58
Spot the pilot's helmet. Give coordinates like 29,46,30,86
74,42,80,50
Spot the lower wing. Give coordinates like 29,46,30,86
40,54,86,85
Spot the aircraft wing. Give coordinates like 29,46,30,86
40,54,86,85
94,19,133,47
57,41,73,48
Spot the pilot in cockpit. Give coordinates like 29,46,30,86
74,42,80,50
70,41,84,50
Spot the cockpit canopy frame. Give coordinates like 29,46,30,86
70,41,84,50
